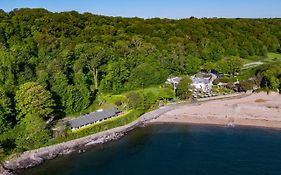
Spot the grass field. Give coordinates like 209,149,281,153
265,52,281,62
66,86,162,118
242,52,281,70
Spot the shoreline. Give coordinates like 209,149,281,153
0,104,177,175
151,119,281,131
151,92,281,129
1,92,275,175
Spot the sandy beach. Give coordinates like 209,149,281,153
151,92,281,129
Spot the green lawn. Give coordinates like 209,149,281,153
242,52,281,64
265,52,281,62
125,86,161,96
66,86,162,119
242,52,281,70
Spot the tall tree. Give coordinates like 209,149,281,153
15,82,56,119
15,114,51,150
0,88,12,134
225,56,244,77
176,76,192,100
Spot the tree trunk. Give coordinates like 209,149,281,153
93,68,98,90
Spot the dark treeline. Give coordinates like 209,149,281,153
0,8,281,155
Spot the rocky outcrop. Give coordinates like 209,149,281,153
0,163,14,175
1,105,176,175
2,129,132,174
1,120,142,174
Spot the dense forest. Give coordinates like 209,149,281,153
0,8,281,157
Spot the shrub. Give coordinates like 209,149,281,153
238,80,255,92
226,83,237,91
126,91,144,109
158,88,174,101
213,78,220,85
114,100,123,106
176,76,192,100
219,77,231,83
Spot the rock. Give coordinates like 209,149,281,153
61,149,74,155
0,163,15,175
0,170,14,175
2,106,174,173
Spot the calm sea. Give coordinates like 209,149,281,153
20,124,281,175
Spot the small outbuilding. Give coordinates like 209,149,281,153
67,108,120,131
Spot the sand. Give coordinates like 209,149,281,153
151,92,281,129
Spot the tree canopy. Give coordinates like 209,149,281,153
0,8,281,157
0,88,12,134
176,76,192,100
15,82,56,119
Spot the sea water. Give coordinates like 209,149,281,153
20,124,281,175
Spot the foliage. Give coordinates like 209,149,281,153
143,91,159,110
176,76,192,100
238,80,255,92
225,57,244,76
212,78,220,85
63,85,90,114
216,57,244,76
266,52,281,62
15,82,56,119
203,62,216,72
212,85,234,94
1,8,281,157
15,114,51,151
219,77,231,83
159,87,175,101
128,63,166,89
260,62,281,91
126,91,144,109
0,88,12,134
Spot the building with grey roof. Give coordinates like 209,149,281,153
67,108,120,131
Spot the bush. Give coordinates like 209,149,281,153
126,91,144,109
176,76,192,100
226,83,237,91
114,100,123,106
143,91,158,110
213,78,220,85
238,80,255,92
158,88,174,101
219,77,231,83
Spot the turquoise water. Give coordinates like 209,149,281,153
20,124,281,175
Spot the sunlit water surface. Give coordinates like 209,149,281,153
20,124,281,175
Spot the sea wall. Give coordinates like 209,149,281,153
1,105,176,175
